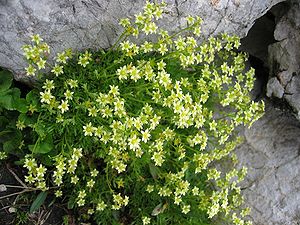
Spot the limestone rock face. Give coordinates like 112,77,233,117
0,0,284,81
266,77,285,98
236,101,300,225
267,0,300,118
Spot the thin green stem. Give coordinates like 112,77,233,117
106,164,113,192
101,31,129,66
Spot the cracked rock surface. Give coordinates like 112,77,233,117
236,101,300,225
267,0,300,118
0,0,284,81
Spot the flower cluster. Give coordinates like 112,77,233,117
24,35,73,78
0,151,7,160
23,34,50,76
112,193,129,210
23,157,47,191
20,1,264,224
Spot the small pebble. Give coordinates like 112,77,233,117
0,184,7,192
8,207,16,213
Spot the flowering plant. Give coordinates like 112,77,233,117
12,1,265,224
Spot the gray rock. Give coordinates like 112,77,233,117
266,77,285,98
236,101,300,225
277,70,292,87
285,75,300,118
267,0,300,117
0,0,285,81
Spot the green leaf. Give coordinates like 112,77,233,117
0,88,21,110
14,160,23,166
0,116,9,130
67,198,75,209
13,98,28,113
0,91,14,110
149,163,160,180
0,129,13,138
3,130,22,153
34,123,46,138
0,70,13,93
0,127,17,144
151,203,167,216
26,90,39,104
30,191,48,213
30,135,54,154
18,113,37,126
38,154,53,166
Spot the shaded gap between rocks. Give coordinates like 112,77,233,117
239,1,290,100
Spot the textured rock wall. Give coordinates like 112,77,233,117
237,101,300,225
240,9,300,223
0,0,284,81
267,0,300,118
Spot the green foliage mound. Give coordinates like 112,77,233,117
1,1,264,224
